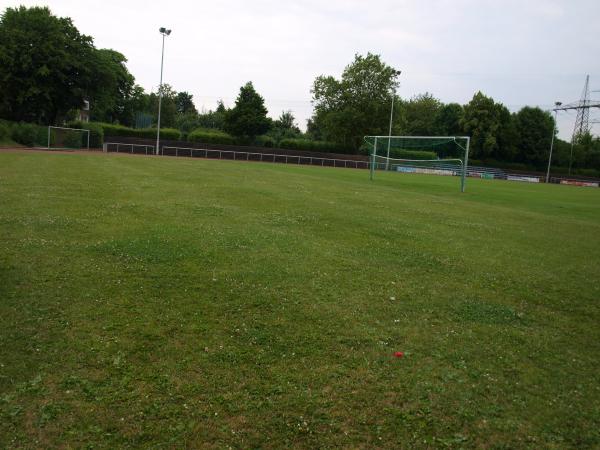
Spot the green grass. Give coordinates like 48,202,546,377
1,150,599,448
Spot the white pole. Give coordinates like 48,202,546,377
546,107,560,183
156,30,169,155
386,93,394,169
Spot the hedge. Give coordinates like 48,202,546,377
97,122,181,141
0,121,10,141
387,149,438,160
67,121,104,148
188,128,237,145
279,138,353,154
9,122,47,147
255,135,275,148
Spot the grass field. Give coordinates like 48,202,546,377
1,150,599,449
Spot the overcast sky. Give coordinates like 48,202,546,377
5,0,600,137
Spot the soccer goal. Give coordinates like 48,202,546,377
47,126,90,150
365,136,470,192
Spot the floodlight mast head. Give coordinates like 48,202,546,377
159,27,172,36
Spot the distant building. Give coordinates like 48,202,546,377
76,99,90,122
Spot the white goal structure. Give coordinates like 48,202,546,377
47,126,90,150
365,136,470,192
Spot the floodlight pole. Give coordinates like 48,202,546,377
385,94,395,170
546,102,561,183
460,137,470,193
156,27,171,156
370,136,377,181
385,73,401,169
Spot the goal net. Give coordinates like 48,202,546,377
364,136,470,192
48,126,90,150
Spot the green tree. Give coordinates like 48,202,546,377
435,103,464,136
89,49,135,123
224,82,270,141
274,111,300,133
461,92,506,160
310,53,401,150
494,106,519,163
196,100,228,130
0,6,96,123
149,84,177,128
513,106,554,166
399,92,442,135
176,91,196,114
268,110,301,145
122,84,151,127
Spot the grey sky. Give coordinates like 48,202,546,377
5,0,600,137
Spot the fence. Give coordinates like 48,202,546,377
104,142,155,155
103,143,371,169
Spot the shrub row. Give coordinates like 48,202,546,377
188,128,237,145
0,121,11,141
0,120,47,146
98,123,181,141
279,138,352,154
67,121,104,148
387,149,438,160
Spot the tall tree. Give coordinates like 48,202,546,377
0,6,96,123
310,53,401,150
461,92,506,160
89,49,135,123
269,110,301,145
435,103,464,136
224,82,270,141
196,100,228,130
274,110,299,132
399,92,442,135
176,91,196,114
148,83,177,128
121,84,151,127
513,106,554,166
494,106,519,162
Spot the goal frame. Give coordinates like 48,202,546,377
366,135,470,192
47,126,90,150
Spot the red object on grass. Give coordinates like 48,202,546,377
394,351,404,358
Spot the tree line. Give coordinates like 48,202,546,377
1,6,599,174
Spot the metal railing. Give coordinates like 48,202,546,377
104,142,155,155
160,146,370,169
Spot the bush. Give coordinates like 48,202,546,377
279,138,353,154
10,122,46,147
0,121,10,141
387,149,438,160
255,135,274,148
188,128,237,145
67,121,104,148
97,122,181,141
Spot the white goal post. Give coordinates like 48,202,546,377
47,126,90,150
365,135,471,192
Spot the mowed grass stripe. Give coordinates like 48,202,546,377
1,150,599,448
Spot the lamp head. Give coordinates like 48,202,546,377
159,27,172,35
555,101,562,106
